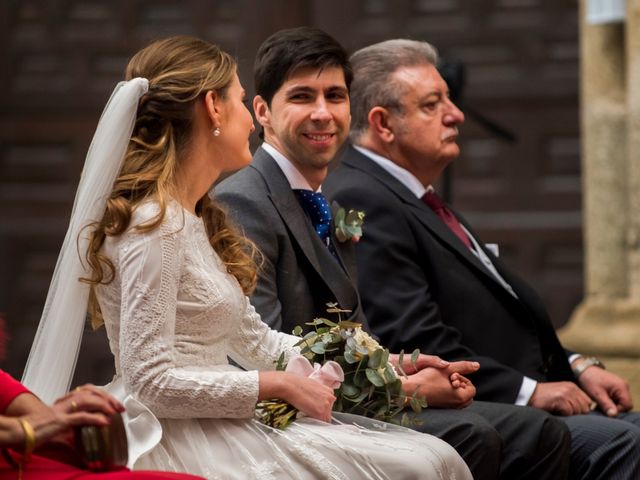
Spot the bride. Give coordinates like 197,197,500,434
21,36,472,479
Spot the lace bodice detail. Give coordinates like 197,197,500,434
96,202,299,419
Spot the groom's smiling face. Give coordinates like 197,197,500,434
253,66,351,180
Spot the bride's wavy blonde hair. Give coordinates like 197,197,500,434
83,36,259,328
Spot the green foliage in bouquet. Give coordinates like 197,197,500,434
257,304,427,429
293,304,427,426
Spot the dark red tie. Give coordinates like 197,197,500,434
421,191,472,249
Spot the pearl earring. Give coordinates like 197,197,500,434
213,127,221,137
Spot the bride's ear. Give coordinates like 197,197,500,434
203,90,223,130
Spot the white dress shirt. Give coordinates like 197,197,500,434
262,142,318,192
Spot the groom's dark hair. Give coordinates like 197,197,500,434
254,26,352,106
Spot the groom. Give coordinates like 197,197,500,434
215,27,571,480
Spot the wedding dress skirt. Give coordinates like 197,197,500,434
98,203,472,480
139,410,468,479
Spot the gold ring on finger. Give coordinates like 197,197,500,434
70,400,79,412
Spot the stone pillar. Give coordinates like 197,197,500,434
559,0,640,403
628,0,640,298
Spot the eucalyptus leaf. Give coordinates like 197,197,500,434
302,331,317,341
396,349,408,377
368,349,383,369
383,365,397,383
310,343,326,354
292,325,303,336
350,390,371,404
338,320,361,329
306,318,325,326
354,370,369,387
398,349,405,366
381,349,389,367
341,383,360,398
322,318,338,327
411,348,420,365
366,368,385,387
344,350,359,364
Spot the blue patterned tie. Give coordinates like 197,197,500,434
293,189,333,245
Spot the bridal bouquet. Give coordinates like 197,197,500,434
257,304,426,429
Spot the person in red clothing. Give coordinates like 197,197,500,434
0,370,203,480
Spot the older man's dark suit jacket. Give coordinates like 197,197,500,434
214,147,365,334
323,145,575,403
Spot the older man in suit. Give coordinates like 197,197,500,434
216,27,572,480
323,38,640,480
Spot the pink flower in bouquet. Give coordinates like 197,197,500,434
286,354,344,389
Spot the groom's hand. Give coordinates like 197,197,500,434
401,367,475,409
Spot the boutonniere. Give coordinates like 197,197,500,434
334,208,365,243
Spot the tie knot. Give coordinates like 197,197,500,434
420,191,472,249
293,189,332,242
421,191,445,211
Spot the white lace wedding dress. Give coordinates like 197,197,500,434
95,201,472,480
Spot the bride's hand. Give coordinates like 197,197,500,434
283,374,336,423
258,371,335,423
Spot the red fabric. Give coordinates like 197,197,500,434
0,370,30,414
421,192,472,249
0,453,203,479
0,371,203,480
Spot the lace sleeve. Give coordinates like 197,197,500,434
228,297,300,371
117,213,260,419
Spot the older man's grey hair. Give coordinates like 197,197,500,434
349,39,439,141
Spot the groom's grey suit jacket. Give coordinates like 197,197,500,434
214,147,365,334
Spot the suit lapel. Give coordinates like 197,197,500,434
252,148,359,309
342,145,507,290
